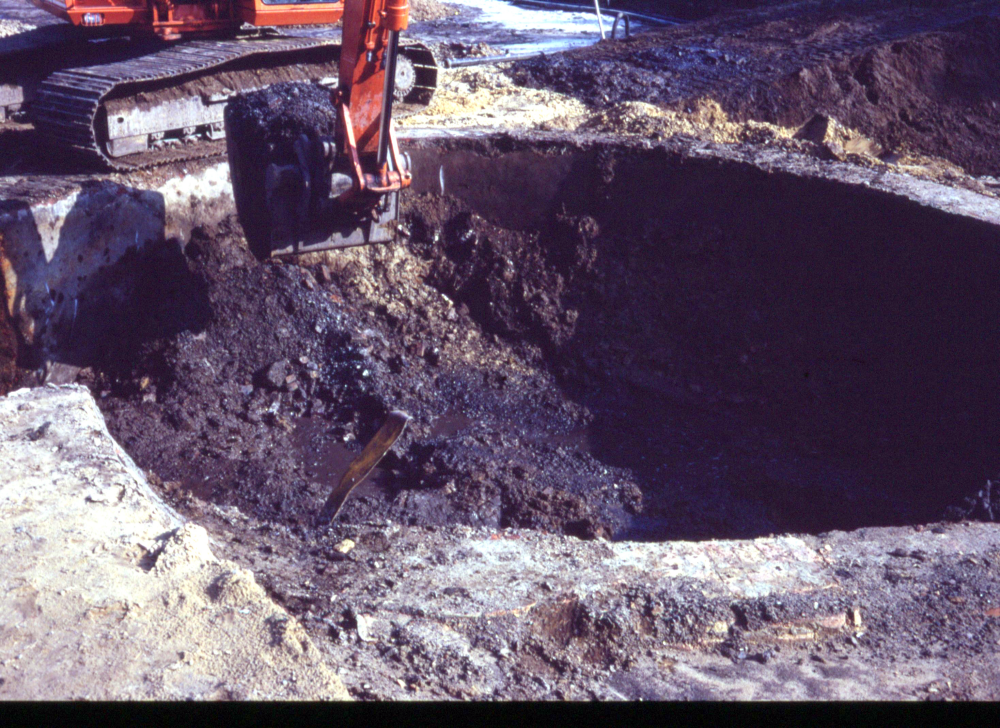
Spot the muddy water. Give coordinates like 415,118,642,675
450,0,606,32
293,417,394,506
428,411,475,438
293,411,481,513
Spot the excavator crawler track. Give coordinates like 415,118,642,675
30,33,436,170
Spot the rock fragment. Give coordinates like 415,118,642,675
793,114,882,160
263,360,289,390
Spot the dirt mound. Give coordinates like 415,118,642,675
510,51,675,109
574,98,795,145
89,221,390,527
509,1,1000,174
740,17,1000,175
90,215,636,540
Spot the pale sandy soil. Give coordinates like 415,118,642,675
401,63,1000,197
0,385,350,700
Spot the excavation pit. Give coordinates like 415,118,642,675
44,131,994,545
4,0,1000,699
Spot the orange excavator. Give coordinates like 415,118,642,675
0,0,436,168
35,0,351,40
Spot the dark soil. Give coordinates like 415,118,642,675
89,215,637,541
510,0,1000,175
83,123,1000,547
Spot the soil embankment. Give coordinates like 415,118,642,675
507,0,1000,177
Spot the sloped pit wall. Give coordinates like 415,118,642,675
0,254,15,394
0,163,234,379
400,133,1000,529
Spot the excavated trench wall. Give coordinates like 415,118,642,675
0,163,234,385
400,133,1000,532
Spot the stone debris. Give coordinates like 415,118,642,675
334,539,356,555
264,360,289,390
397,66,589,131
793,113,883,160
850,607,863,629
0,18,32,38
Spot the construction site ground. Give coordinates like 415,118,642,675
3,0,1000,701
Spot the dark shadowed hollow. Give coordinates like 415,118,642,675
86,123,1000,543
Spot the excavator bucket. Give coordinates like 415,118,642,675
224,86,401,259
268,191,400,259
225,0,416,259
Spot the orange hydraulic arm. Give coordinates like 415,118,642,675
334,0,412,199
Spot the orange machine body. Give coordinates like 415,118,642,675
32,0,412,160
31,0,346,39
